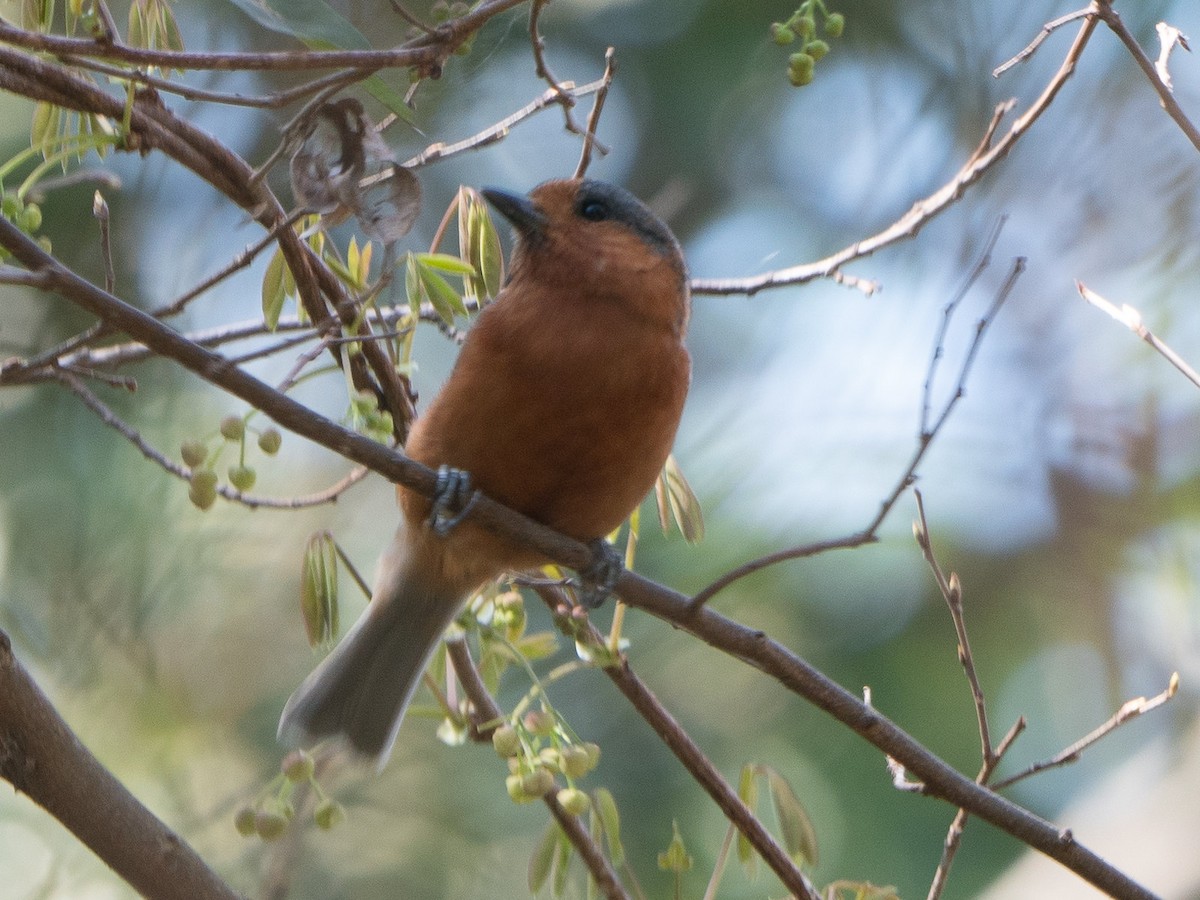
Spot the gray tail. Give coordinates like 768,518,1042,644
278,553,463,765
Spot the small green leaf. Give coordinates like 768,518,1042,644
416,251,476,276
766,767,818,867
737,763,759,871
261,248,288,331
300,531,339,647
656,820,693,872
474,199,504,299
656,454,705,543
528,823,559,893
592,788,623,867
515,631,560,662
419,262,468,324
551,827,572,897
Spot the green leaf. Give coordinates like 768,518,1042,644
551,827,572,897
419,262,468,325
592,788,623,867
528,822,558,893
736,764,758,872
416,251,476,276
766,767,818,867
300,531,339,647
474,199,504,299
657,454,705,543
261,248,288,331
515,631,560,662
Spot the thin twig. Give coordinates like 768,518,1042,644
573,48,615,179
1093,0,1200,152
528,0,583,135
913,490,992,765
992,675,1179,792
691,12,1097,299
690,255,1025,607
993,7,1092,76
1078,281,1200,390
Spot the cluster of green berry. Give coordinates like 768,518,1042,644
492,709,600,815
180,414,282,509
770,2,845,86
235,750,345,841
1,193,48,259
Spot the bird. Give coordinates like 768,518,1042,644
278,177,691,764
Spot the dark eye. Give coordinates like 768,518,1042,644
579,198,609,221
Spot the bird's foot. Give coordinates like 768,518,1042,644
576,538,623,609
428,465,480,536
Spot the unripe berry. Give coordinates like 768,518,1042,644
234,806,257,836
556,787,591,816
523,710,555,737
520,766,555,797
770,23,795,45
254,810,288,841
788,53,815,86
492,724,520,758
219,415,245,440
228,464,257,492
189,469,218,510
825,12,845,37
19,203,41,232
314,798,346,830
505,773,536,804
180,439,207,468
257,427,282,454
807,39,830,61
281,749,314,782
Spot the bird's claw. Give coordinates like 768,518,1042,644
428,465,480,536
576,538,623,609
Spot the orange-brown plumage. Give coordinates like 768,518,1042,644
280,178,690,762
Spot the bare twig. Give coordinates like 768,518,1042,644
691,12,1096,299
528,0,583,135
993,7,1092,76
690,255,1024,607
445,637,628,900
992,675,1179,792
1078,281,1200,390
913,491,993,765
1093,1,1200,152
573,48,615,179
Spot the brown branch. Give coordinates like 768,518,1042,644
0,221,1158,900
0,0,528,71
690,12,1097,298
0,629,241,900
528,0,582,135
445,637,628,900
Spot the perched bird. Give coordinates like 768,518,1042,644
279,178,691,764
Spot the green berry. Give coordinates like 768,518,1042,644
520,766,555,797
788,52,815,86
523,710,555,737
234,807,257,837
189,469,218,510
281,749,314,782
19,203,41,232
505,773,537,804
254,810,288,841
770,23,795,45
228,464,256,492
807,39,830,61
795,14,815,40
257,427,282,455
492,724,520,758
557,788,591,816
219,415,245,440
825,12,845,37
314,799,346,830
560,745,592,779
180,439,207,468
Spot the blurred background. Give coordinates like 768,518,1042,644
2,0,1199,897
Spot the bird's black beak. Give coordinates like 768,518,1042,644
481,187,547,240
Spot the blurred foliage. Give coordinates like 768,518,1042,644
2,0,1200,898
